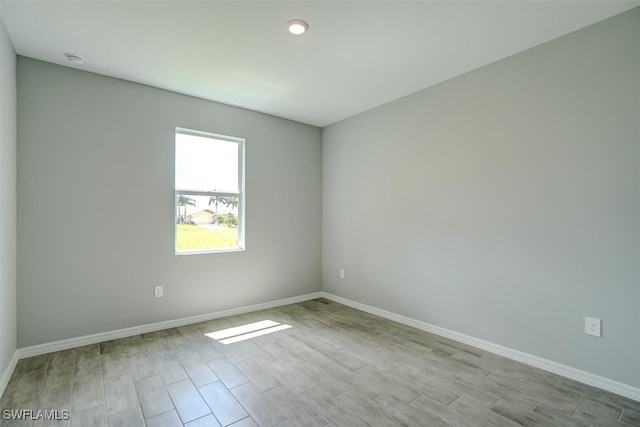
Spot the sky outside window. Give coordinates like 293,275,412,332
175,133,238,193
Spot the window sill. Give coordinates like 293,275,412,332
175,247,245,256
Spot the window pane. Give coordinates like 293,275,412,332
176,132,239,193
175,128,244,254
176,193,239,251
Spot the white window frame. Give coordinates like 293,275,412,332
175,127,245,254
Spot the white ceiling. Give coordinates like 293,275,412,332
2,1,638,127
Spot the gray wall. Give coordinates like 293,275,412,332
323,9,640,387
17,58,322,347
0,17,17,379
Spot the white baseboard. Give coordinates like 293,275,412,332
8,290,639,403
0,351,19,399
320,292,640,402
16,292,323,359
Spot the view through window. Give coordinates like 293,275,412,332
175,128,244,253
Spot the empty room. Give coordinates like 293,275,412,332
1,1,639,426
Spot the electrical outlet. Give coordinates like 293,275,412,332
154,285,164,298
585,317,601,337
339,268,345,279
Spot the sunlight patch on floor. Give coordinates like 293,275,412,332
205,320,292,345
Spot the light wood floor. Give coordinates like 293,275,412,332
1,299,638,426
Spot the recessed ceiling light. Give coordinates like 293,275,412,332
287,19,309,35
65,53,85,65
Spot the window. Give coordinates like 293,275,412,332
175,128,244,254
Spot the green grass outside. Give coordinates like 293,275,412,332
176,224,238,251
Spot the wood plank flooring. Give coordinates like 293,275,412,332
1,299,638,426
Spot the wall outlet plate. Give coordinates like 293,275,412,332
339,268,345,279
154,285,164,298
585,317,601,337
